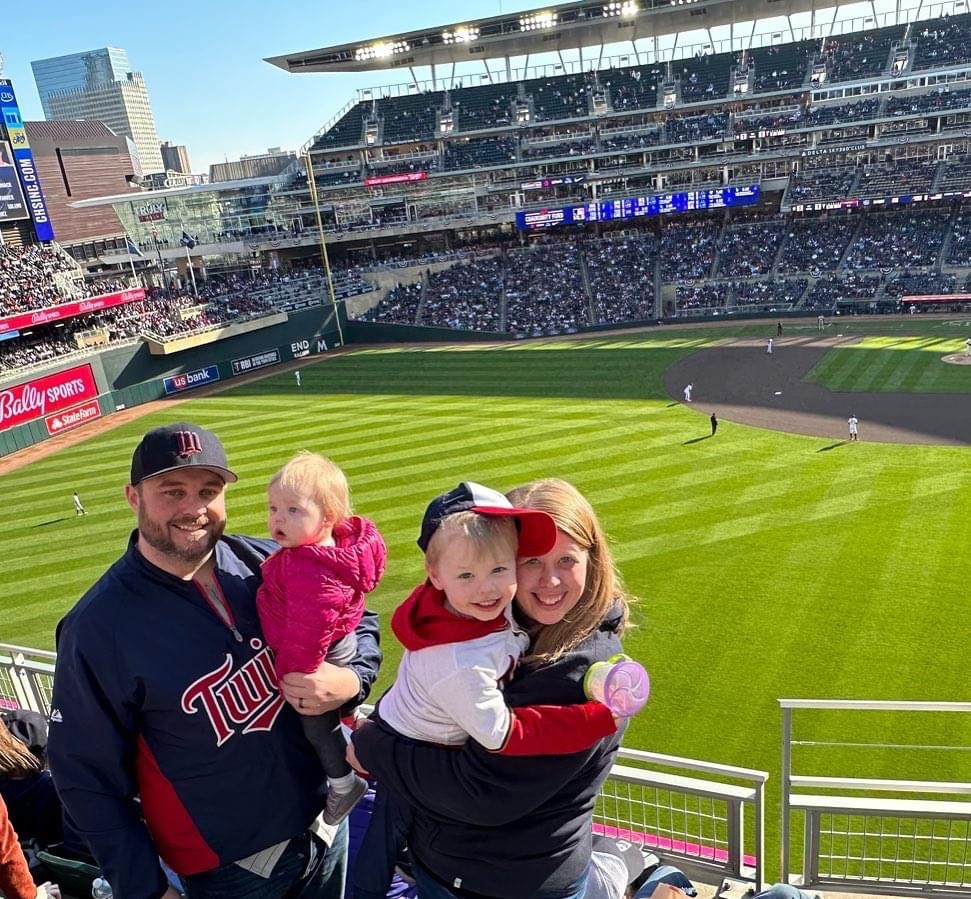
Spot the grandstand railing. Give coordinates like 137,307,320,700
0,643,55,714
0,641,767,889
781,699,971,895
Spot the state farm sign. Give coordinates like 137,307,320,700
45,399,102,436
0,363,98,432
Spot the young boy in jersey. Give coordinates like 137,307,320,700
256,452,387,825
353,482,621,899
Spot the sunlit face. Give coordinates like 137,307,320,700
126,468,227,573
267,483,329,548
428,533,518,622
515,529,589,626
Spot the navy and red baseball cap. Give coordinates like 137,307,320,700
417,481,557,556
130,422,238,486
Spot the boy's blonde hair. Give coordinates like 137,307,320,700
0,722,40,778
425,511,518,571
269,452,351,523
506,478,632,663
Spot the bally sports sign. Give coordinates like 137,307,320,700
0,363,99,432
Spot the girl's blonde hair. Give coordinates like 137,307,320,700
506,478,631,663
269,452,351,523
0,721,40,778
425,511,518,571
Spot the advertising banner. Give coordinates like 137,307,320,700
0,363,98,432
45,399,102,436
0,140,28,222
363,172,428,187
134,199,166,223
163,365,220,395
290,337,329,359
0,80,54,241
0,288,146,335
232,349,280,376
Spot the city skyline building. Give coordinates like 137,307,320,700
31,48,131,117
160,140,192,174
44,71,164,174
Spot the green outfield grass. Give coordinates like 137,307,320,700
808,335,971,392
4,328,971,876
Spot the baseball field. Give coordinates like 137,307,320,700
4,316,971,857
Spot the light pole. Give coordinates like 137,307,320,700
304,151,345,346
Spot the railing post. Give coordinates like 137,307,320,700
726,798,743,876
781,704,792,883
803,808,818,889
754,780,765,890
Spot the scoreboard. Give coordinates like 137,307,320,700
516,185,760,231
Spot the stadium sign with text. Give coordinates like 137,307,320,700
163,365,220,395
232,349,280,375
45,399,102,436
135,199,167,223
0,140,28,222
364,172,428,187
0,363,98,432
0,288,146,334
0,80,54,241
290,338,329,358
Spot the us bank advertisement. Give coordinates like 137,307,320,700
0,80,54,241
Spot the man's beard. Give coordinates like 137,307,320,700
138,510,225,565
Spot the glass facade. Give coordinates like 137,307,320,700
32,48,131,118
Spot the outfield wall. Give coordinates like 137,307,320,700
0,306,342,458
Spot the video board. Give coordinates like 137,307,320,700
516,185,760,231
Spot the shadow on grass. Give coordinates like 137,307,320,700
666,401,681,408
32,517,71,528
817,441,848,453
683,435,713,445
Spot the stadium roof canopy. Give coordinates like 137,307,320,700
266,0,823,74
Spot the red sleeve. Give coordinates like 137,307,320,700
497,701,616,756
0,797,35,899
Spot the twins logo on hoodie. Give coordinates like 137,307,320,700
181,639,286,746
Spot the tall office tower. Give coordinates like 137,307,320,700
160,141,192,174
31,49,164,174
32,48,131,116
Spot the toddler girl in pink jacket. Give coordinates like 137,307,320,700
257,451,387,824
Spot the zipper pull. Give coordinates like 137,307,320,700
232,627,244,643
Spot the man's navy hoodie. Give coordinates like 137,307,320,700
48,532,381,899
353,606,626,899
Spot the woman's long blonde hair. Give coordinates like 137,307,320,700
0,721,40,778
507,478,632,663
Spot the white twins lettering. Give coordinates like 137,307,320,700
181,643,285,746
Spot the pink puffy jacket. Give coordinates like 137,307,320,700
257,515,387,677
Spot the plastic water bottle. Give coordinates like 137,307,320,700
91,877,113,898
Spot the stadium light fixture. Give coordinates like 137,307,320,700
355,40,411,61
443,25,481,44
604,1,638,16
519,11,558,31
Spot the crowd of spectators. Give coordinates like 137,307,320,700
358,282,423,324
787,165,859,205
884,271,960,297
422,257,504,331
584,235,658,323
716,221,786,276
660,221,720,280
823,25,905,82
778,218,857,273
844,209,951,269
806,273,882,307
504,245,589,332
676,283,730,310
0,244,82,318
856,159,939,199
734,277,809,306
886,87,971,116
913,13,971,70
947,208,971,264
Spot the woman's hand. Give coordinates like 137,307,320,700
280,662,361,715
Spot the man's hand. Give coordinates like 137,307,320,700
160,888,182,899
281,662,361,715
35,884,61,899
651,885,688,899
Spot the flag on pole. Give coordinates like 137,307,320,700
126,237,144,257
180,230,197,249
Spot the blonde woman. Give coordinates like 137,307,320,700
353,478,635,899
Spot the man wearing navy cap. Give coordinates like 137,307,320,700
48,422,382,899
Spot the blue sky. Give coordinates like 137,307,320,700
3,0,571,175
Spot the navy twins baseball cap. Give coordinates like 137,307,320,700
130,422,238,486
417,481,557,556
